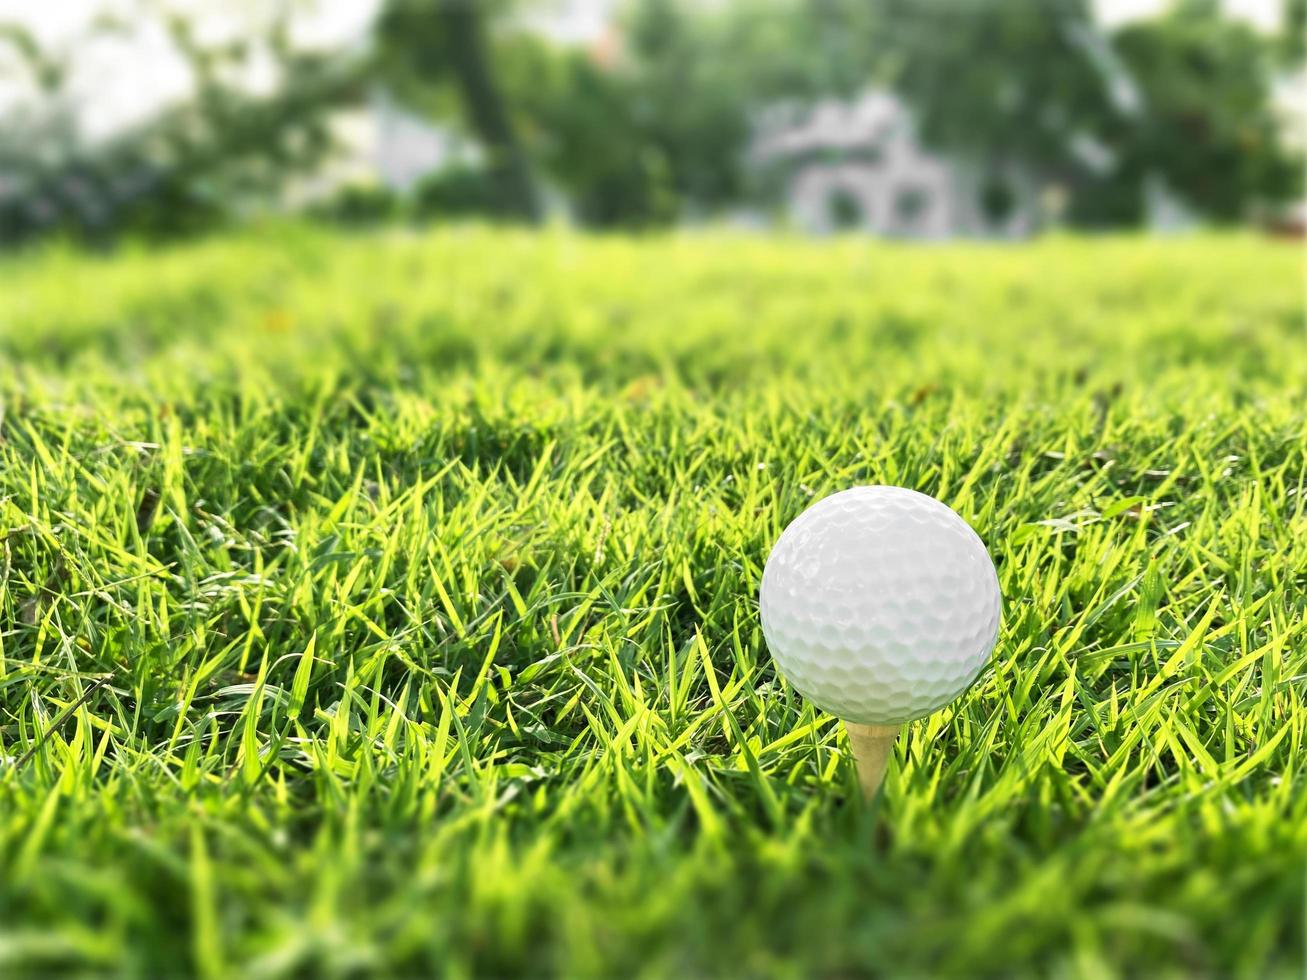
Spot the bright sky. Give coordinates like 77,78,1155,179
1098,0,1281,27
0,0,1289,142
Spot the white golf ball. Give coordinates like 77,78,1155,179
759,486,1001,725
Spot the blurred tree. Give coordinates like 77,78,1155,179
508,46,677,226
506,0,883,226
868,0,1127,206
1279,0,1306,66
1081,0,1302,223
867,0,1300,225
373,0,854,226
307,181,401,226
375,0,540,222
411,163,514,220
0,8,364,244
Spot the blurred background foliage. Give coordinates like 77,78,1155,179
0,6,364,242
0,0,1301,243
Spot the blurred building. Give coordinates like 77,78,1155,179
749,90,1038,238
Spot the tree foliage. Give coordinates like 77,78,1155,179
872,0,1120,177
502,0,882,226
1105,1,1302,222
871,0,1300,224
375,0,540,222
0,9,363,245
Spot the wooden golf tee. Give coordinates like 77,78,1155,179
843,722,900,799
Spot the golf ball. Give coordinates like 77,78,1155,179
759,486,1001,725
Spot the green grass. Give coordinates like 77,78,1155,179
0,225,1304,977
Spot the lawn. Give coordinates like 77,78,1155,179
0,226,1304,977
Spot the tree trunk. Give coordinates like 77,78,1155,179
436,0,540,222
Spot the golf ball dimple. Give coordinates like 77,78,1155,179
759,486,1001,725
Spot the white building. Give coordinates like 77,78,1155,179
749,90,1040,238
